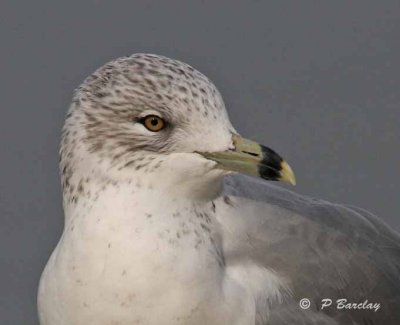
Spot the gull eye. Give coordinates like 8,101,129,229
141,115,166,132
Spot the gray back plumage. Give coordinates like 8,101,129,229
221,175,400,324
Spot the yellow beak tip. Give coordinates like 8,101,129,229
279,161,297,186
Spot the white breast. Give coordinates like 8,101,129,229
38,183,257,325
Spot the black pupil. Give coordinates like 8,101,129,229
150,117,159,126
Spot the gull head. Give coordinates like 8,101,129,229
60,54,295,201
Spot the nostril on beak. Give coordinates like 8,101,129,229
242,151,260,157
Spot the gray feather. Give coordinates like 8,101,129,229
219,174,400,324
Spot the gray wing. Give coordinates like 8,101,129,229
216,175,400,325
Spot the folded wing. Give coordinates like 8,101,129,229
216,175,400,325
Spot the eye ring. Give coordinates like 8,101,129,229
140,115,166,132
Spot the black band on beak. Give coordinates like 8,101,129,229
259,145,284,181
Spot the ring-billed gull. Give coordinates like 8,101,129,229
38,54,400,325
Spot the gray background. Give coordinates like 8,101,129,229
1,1,399,324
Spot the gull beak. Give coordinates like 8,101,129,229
198,134,296,185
